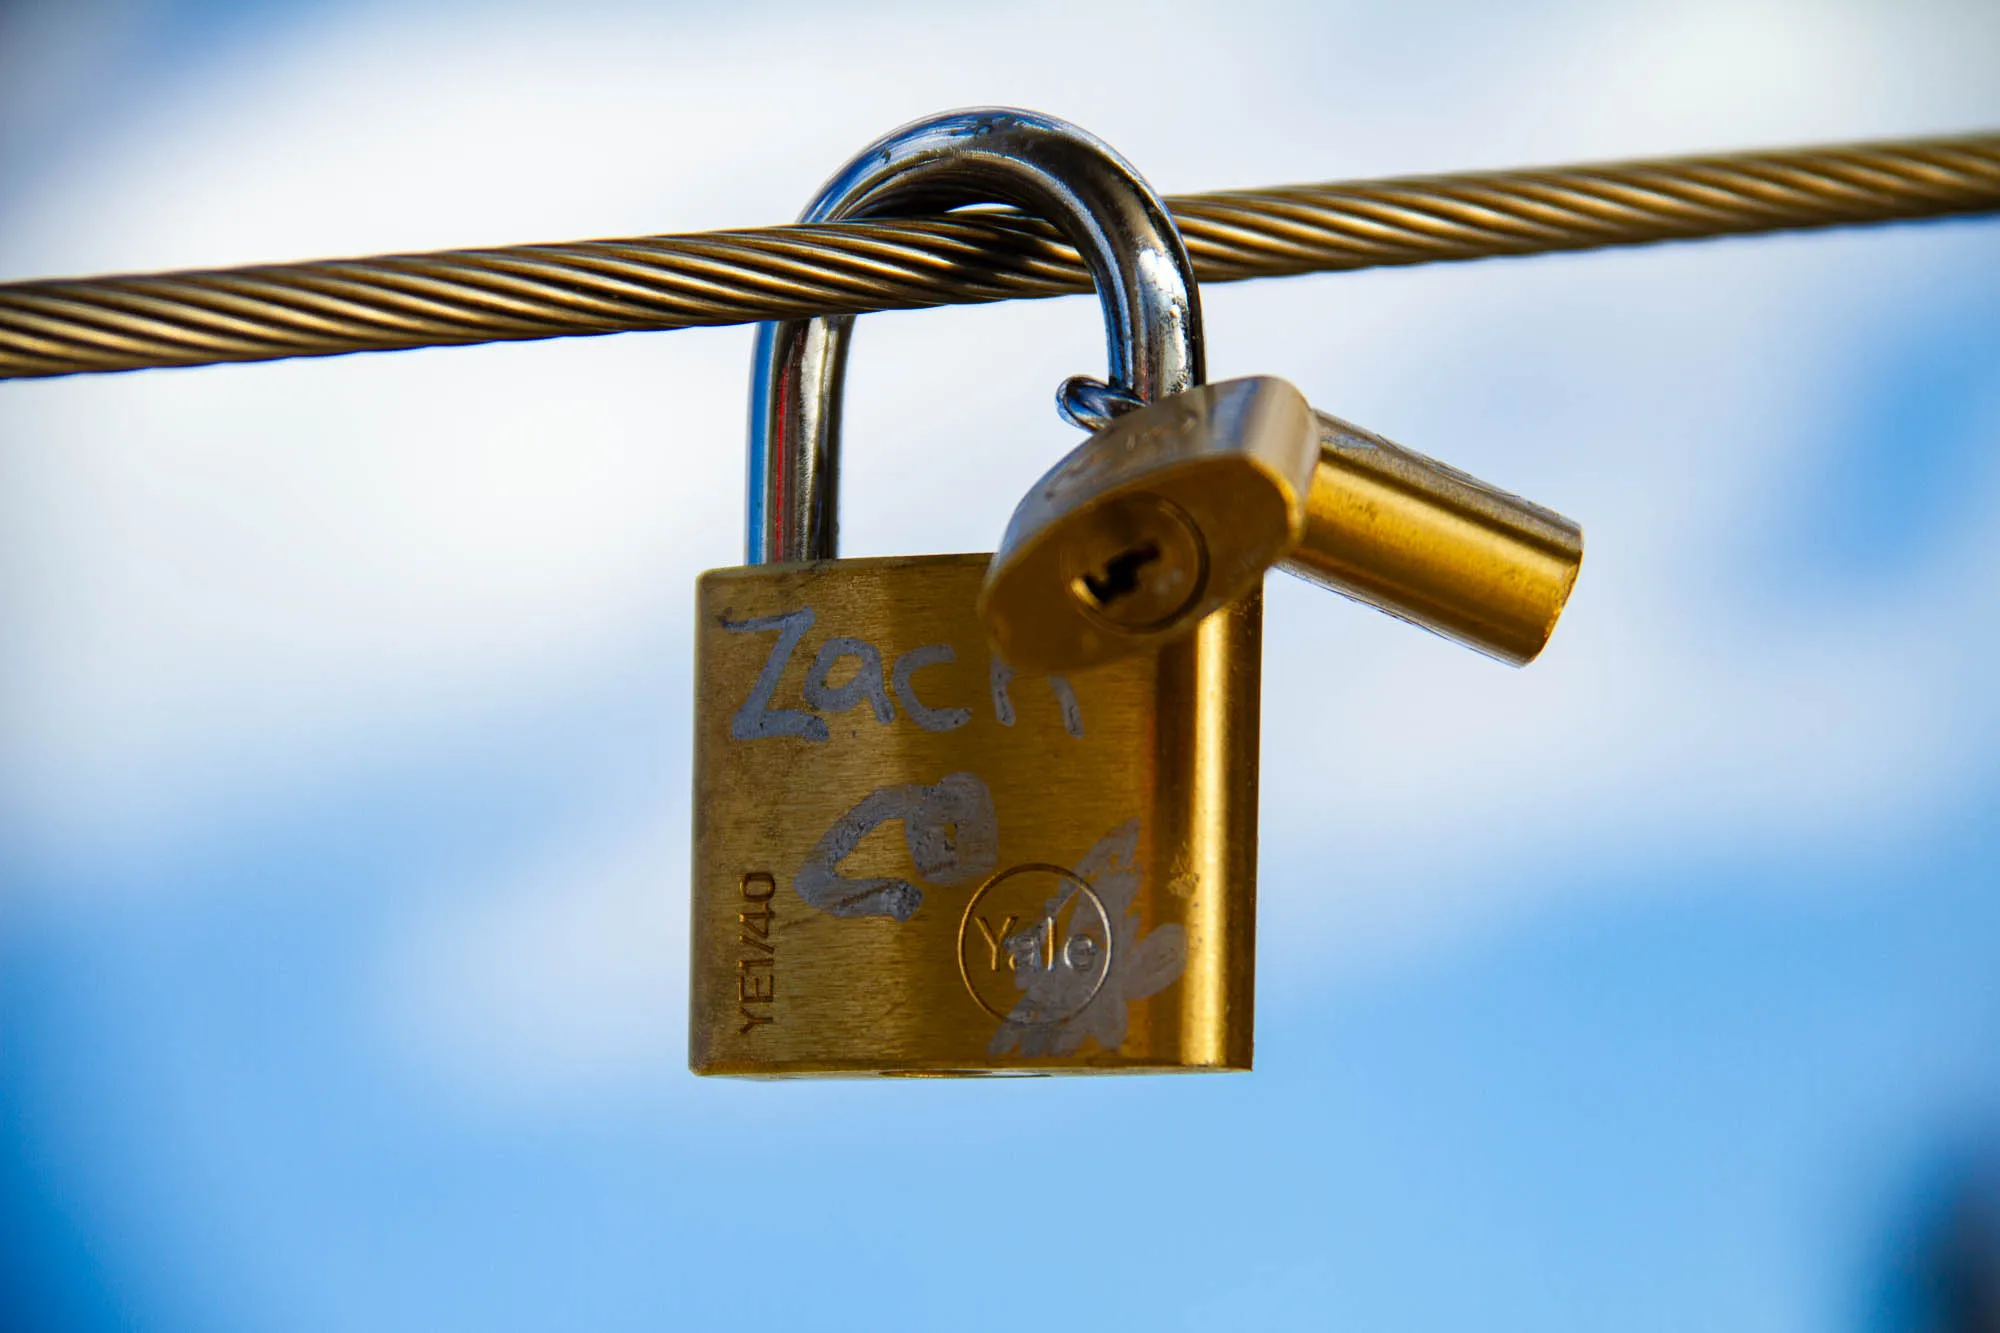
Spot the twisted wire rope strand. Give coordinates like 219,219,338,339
2,133,1996,380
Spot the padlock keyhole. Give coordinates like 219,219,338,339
1080,542,1162,609
1059,491,1209,635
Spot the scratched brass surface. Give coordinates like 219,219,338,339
689,554,1258,1076
1282,413,1584,666
981,377,1316,674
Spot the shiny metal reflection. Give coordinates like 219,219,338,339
1284,413,1583,666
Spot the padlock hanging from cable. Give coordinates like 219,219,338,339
693,106,1589,1078
692,108,1268,1078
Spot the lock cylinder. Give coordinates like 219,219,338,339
1282,412,1584,665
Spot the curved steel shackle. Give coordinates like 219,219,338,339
746,108,1204,565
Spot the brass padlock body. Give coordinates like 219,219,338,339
1283,413,1584,666
689,554,1258,1076
980,376,1318,674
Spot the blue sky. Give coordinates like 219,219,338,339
2,1,1998,1329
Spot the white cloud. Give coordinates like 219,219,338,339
374,809,689,1108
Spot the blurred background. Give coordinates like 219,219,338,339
2,0,1998,1328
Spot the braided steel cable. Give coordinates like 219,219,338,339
2,132,1996,381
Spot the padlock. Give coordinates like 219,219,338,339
1041,380,1586,666
978,373,1318,675
689,109,1258,1077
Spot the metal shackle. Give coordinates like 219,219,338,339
746,108,1204,565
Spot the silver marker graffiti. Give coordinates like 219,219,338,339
722,606,1085,742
